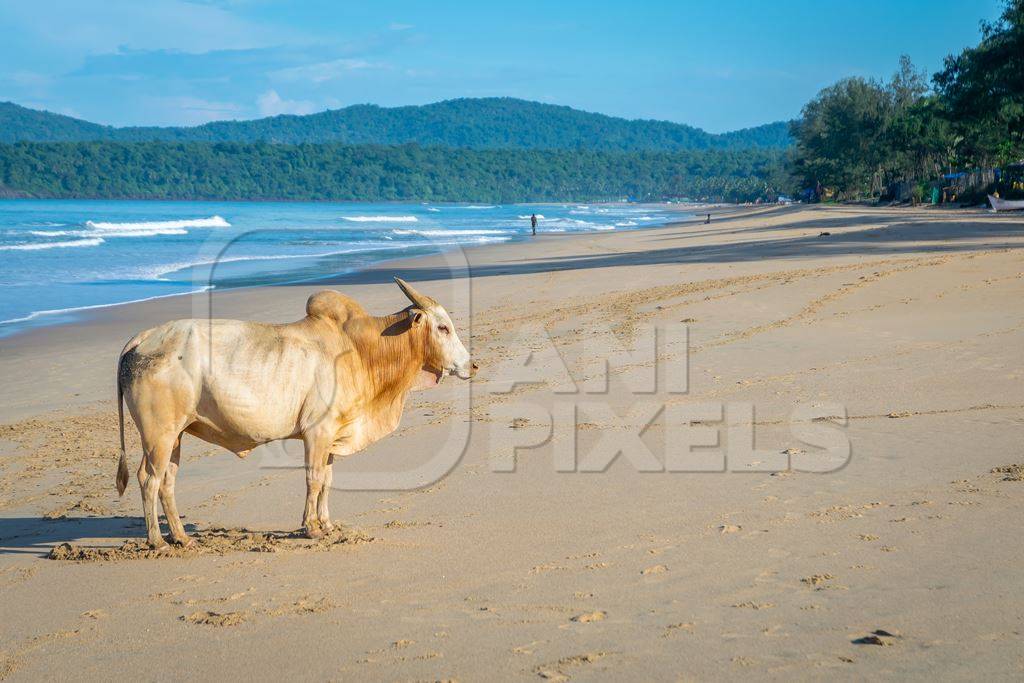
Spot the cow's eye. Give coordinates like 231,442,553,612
438,325,450,335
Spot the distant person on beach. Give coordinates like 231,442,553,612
531,214,538,235
705,213,711,224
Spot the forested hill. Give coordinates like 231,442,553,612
0,103,115,142
0,142,787,203
0,98,791,150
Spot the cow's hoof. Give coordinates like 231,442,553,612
148,539,171,552
320,519,336,533
303,525,324,539
170,535,195,548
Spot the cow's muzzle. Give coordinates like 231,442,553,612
453,362,478,380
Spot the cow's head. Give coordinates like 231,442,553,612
395,278,476,383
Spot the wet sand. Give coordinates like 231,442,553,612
1,204,1023,679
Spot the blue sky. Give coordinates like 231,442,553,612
0,0,1004,132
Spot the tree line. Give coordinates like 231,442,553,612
789,0,1023,200
0,142,786,203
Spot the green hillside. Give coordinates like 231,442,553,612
0,141,787,203
0,98,791,150
0,102,114,142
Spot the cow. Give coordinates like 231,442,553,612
115,278,475,549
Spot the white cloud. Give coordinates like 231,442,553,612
256,89,317,117
0,0,292,56
144,95,244,125
6,70,52,87
270,58,382,84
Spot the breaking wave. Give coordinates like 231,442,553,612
342,215,418,223
28,229,80,237
0,237,105,251
393,228,509,237
30,227,189,238
85,215,230,232
541,217,599,228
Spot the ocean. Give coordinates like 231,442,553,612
0,200,687,337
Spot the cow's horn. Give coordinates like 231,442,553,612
394,277,436,308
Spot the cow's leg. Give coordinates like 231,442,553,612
159,435,192,546
317,454,335,532
125,371,192,549
137,432,176,549
301,432,332,538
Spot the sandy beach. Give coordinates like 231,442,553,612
1,203,1023,679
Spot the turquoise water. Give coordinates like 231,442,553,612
0,200,685,336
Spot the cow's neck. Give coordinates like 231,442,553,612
354,312,427,405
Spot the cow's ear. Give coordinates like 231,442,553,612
409,308,425,327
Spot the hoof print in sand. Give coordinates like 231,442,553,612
991,464,1024,481
181,611,247,627
801,573,835,589
47,525,372,562
535,652,609,681
853,629,902,646
571,610,606,623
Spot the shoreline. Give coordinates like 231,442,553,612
0,201,730,341
0,202,765,420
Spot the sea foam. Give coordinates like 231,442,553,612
85,215,230,232
342,215,418,223
0,237,105,251
393,228,508,237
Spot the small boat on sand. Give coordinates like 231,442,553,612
988,195,1024,211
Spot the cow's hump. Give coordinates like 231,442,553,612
305,290,365,324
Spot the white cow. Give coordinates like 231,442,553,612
116,278,475,548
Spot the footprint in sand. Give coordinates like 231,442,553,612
572,611,606,623
512,641,541,655
48,526,372,562
536,652,610,681
662,622,695,637
853,629,902,646
801,573,835,587
181,611,247,627
991,464,1024,481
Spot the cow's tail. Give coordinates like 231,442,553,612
115,339,133,496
